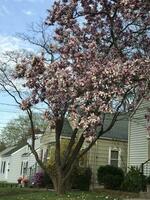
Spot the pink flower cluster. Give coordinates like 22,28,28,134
14,0,150,139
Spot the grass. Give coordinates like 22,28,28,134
0,187,122,200
0,187,140,200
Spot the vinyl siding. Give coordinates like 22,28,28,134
87,138,127,187
0,157,10,182
0,137,40,183
128,100,150,169
40,128,55,145
8,146,27,183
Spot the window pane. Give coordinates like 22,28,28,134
1,162,3,173
111,150,118,159
3,161,6,173
20,162,23,175
111,160,118,167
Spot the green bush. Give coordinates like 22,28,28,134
72,167,92,191
97,165,124,189
0,182,18,188
147,176,150,185
121,166,147,192
32,172,53,188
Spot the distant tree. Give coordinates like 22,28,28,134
0,142,6,152
1,113,48,146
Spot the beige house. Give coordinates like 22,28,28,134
128,99,150,176
87,116,128,188
41,117,128,187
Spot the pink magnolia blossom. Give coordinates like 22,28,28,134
14,0,150,139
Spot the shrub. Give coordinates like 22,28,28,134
32,172,52,188
147,176,150,185
121,166,147,192
17,177,22,184
72,167,92,191
97,165,124,189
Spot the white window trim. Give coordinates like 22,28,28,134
108,147,121,167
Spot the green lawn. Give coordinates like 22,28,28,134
0,188,121,200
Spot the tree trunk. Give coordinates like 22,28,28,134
50,171,72,195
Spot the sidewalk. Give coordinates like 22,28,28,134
124,199,149,200
124,192,150,200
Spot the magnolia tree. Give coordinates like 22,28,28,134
1,0,150,194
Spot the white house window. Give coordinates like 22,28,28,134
20,161,28,175
108,147,121,167
0,161,6,174
0,162,3,173
3,161,6,173
20,162,23,175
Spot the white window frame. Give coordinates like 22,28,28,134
108,147,121,167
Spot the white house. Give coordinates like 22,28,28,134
128,99,150,176
0,136,41,183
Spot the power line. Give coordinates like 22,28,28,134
0,102,19,107
0,102,46,110
0,88,29,95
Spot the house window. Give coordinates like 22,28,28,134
110,150,119,167
40,149,43,161
0,161,6,174
44,149,49,161
20,162,23,175
23,161,28,175
3,161,6,173
108,148,121,167
0,162,3,173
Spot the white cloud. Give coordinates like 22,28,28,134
22,10,33,16
0,35,33,54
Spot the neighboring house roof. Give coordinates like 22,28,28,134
0,146,16,157
130,98,144,119
65,114,128,140
101,114,129,140
0,144,26,157
42,114,128,144
61,119,73,137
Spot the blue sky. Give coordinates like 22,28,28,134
0,0,52,35
0,0,54,51
0,0,54,133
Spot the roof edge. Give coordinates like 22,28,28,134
129,98,144,119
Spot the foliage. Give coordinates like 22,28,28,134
147,176,150,185
0,182,18,188
13,0,150,149
72,167,92,191
32,172,44,187
97,165,124,189
46,139,71,173
17,176,29,187
1,113,48,145
0,142,6,152
121,166,147,192
46,140,90,190
32,172,53,188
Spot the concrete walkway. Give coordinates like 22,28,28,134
124,199,149,200
124,192,150,200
